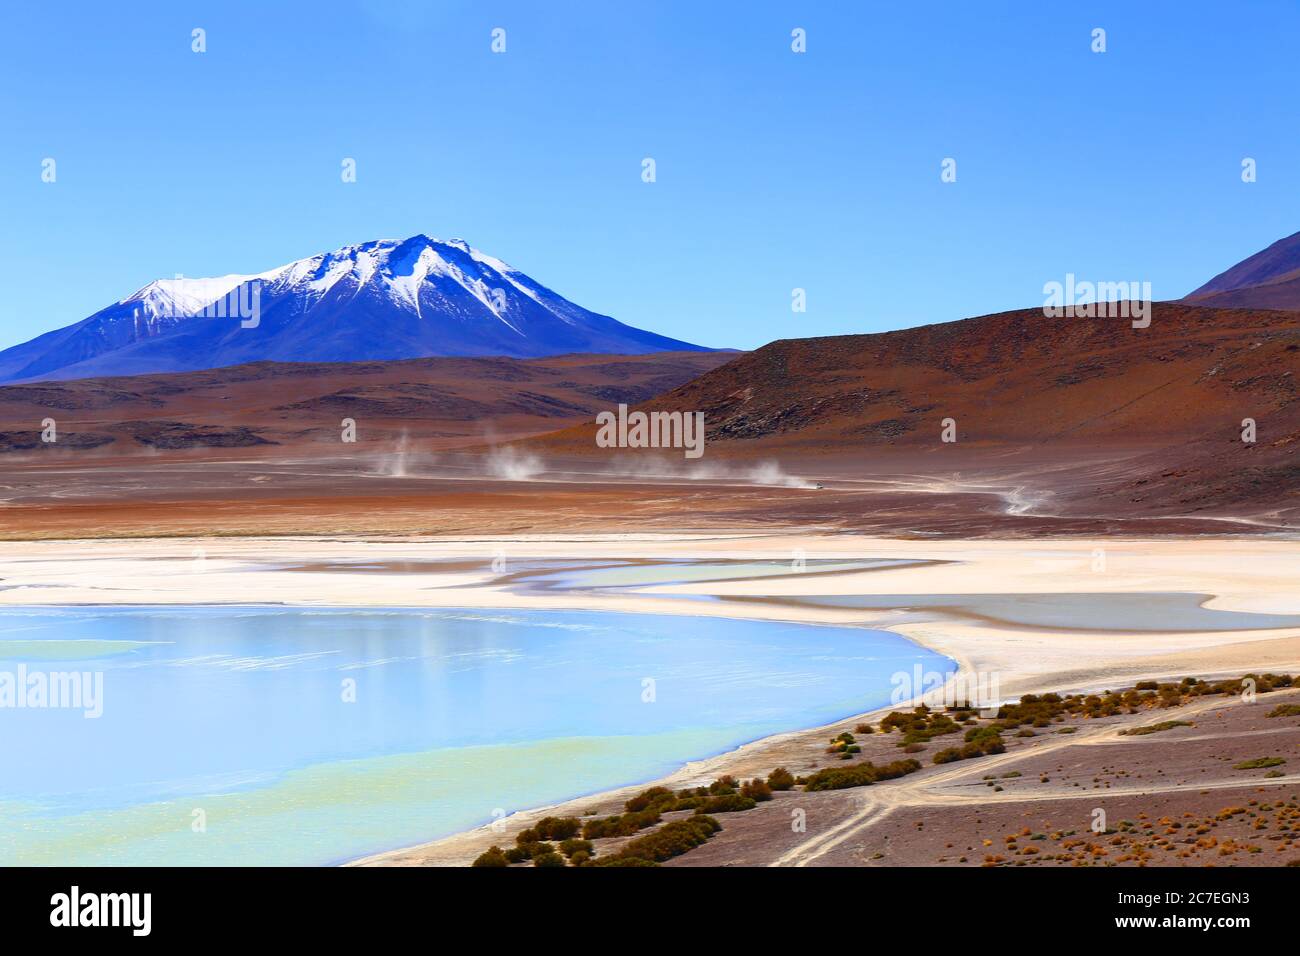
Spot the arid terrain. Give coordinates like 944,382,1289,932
535,302,1300,526
3,285,1299,871
451,681,1300,869
0,350,731,453
2,303,1297,541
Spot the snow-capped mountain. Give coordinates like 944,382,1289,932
0,235,710,383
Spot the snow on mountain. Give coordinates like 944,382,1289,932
0,235,710,383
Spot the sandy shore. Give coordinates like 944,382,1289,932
3,531,1298,865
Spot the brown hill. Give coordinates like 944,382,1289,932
539,304,1297,449
3,304,1296,538
0,351,735,455
529,303,1300,524
1185,229,1300,310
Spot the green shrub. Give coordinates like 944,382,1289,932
592,815,721,866
558,838,593,858
624,787,676,814
1120,720,1192,736
767,767,795,791
582,808,661,839
802,758,921,792
740,778,773,802
1234,757,1285,770
708,775,739,795
533,816,581,841
934,731,1004,764
471,845,510,867
591,856,658,867
513,841,553,860
696,793,757,813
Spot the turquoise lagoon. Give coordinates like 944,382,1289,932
0,605,950,865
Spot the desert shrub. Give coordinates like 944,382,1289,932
708,775,739,795
624,787,677,814
935,730,1004,764
696,793,757,813
558,838,593,858
740,778,773,802
902,717,960,744
503,847,530,864
533,851,566,867
1234,757,1285,770
533,816,581,841
767,767,796,791
802,758,921,792
1119,720,1192,736
514,841,553,860
827,732,858,755
592,815,721,866
854,723,874,734
569,850,591,865
471,845,510,867
582,808,661,840
591,856,658,867
1267,704,1300,718
877,706,968,747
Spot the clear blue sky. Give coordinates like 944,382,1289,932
2,1,1297,352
